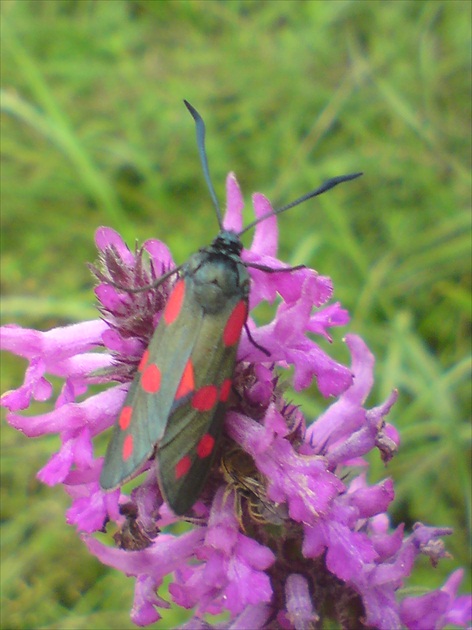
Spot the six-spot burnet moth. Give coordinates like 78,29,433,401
99,100,362,515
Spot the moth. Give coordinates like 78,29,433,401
100,101,361,515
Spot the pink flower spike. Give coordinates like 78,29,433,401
2,172,468,629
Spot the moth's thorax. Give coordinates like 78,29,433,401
183,233,250,315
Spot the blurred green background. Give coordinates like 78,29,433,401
1,1,470,628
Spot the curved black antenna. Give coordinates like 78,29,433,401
184,100,224,229
239,172,363,236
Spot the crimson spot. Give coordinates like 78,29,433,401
119,406,133,430
164,279,185,325
138,348,150,372
219,378,232,402
176,359,195,398
223,300,247,346
196,434,215,459
192,385,218,411
141,363,162,393
123,434,133,460
175,455,191,479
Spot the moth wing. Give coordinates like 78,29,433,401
157,295,246,514
100,278,204,490
158,401,229,515
138,282,205,444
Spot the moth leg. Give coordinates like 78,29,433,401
245,262,306,273
102,265,182,293
244,323,270,356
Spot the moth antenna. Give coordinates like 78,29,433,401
184,100,224,229
239,172,363,236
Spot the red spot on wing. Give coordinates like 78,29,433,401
164,279,185,325
123,434,134,461
138,348,150,372
219,378,232,402
196,434,215,459
119,406,133,430
175,455,191,479
223,300,247,346
176,359,195,399
141,364,162,393
192,385,218,411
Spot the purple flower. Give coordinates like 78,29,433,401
400,569,472,630
1,173,470,629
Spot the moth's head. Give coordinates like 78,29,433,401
211,230,243,257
